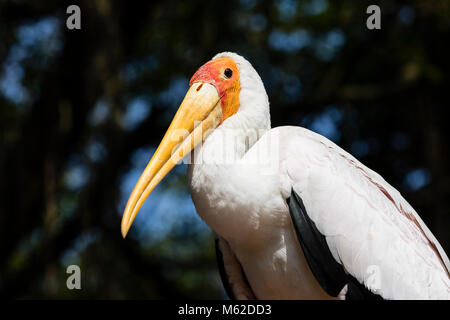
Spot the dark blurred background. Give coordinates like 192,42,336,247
0,0,449,299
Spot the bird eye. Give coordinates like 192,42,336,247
224,68,233,79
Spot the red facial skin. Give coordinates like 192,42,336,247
189,57,241,123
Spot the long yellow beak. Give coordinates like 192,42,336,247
121,82,222,238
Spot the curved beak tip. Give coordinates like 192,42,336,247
121,227,128,239
121,218,131,238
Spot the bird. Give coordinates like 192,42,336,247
121,52,450,300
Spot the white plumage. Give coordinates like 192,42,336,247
187,52,450,299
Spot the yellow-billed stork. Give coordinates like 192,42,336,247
121,52,450,300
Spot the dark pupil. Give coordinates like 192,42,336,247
224,68,233,78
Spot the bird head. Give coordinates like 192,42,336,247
121,52,269,238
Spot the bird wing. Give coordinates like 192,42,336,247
215,235,256,300
287,187,382,299
271,126,450,299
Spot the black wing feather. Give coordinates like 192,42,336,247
215,237,236,300
287,188,383,300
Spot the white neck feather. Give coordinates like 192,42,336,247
188,52,272,240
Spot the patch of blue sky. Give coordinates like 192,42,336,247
404,168,431,192
0,61,29,104
64,157,90,191
16,16,62,68
269,29,312,53
301,106,343,142
88,99,110,126
122,96,152,131
314,29,346,61
158,77,190,119
8,44,28,61
123,55,159,83
16,17,61,48
249,14,267,32
85,139,107,163
130,145,156,168
0,17,61,105
302,0,328,16
276,0,298,21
